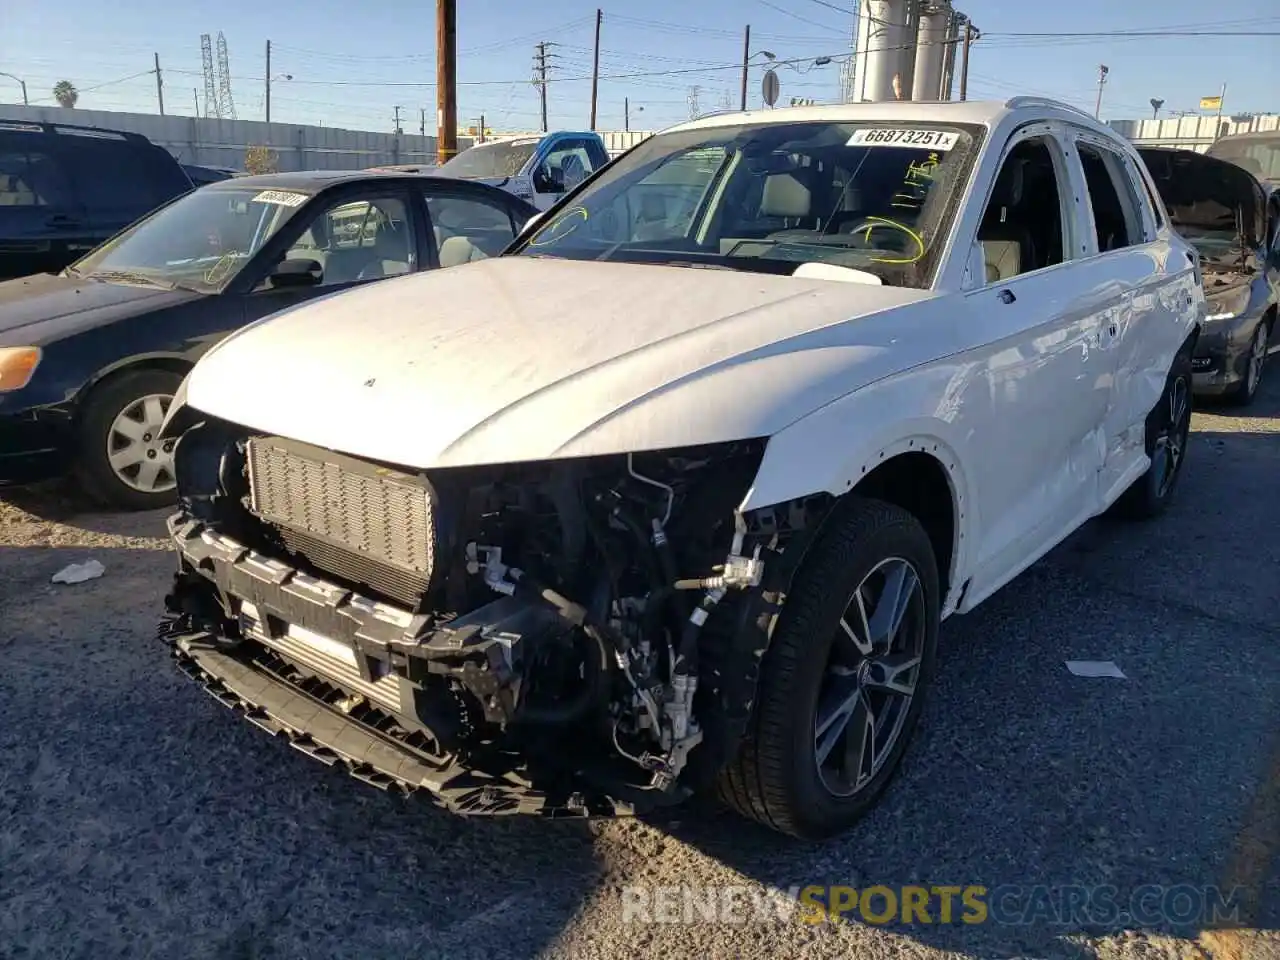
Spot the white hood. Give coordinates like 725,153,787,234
185,257,938,469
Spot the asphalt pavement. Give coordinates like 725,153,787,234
1,375,1278,960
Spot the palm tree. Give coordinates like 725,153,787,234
52,80,78,108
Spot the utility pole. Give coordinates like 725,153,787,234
436,0,458,164
1094,64,1109,119
589,8,602,130
420,107,426,137
1213,82,1227,140
625,96,629,132
153,53,165,115
533,42,551,133
192,87,199,116
740,25,750,111
958,21,973,101
265,39,271,123
479,113,485,143
393,104,403,134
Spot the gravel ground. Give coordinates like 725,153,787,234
2,380,1279,960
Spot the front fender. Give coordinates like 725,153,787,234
741,360,979,583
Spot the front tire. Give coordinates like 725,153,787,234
74,368,185,511
1111,347,1192,521
718,497,940,840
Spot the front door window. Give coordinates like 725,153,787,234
278,194,416,288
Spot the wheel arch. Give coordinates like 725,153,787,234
72,353,192,424
743,432,970,614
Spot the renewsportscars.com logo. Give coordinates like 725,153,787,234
620,884,1247,927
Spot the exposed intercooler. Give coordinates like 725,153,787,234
244,436,439,608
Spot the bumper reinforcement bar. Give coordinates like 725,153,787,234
158,614,621,818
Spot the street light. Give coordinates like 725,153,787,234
740,47,777,110
625,99,643,132
0,71,28,106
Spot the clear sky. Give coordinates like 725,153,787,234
2,0,1277,134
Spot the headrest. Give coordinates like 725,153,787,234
761,173,811,219
990,158,1026,209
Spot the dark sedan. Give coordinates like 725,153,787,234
0,169,537,509
1139,147,1280,406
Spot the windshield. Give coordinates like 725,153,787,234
438,140,539,179
70,185,311,292
512,120,980,286
1207,135,1280,183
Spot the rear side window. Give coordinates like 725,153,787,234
0,147,72,207
62,140,189,213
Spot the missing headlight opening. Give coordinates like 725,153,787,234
160,418,834,817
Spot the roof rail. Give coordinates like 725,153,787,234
0,117,152,143
1003,96,1094,120
688,108,748,121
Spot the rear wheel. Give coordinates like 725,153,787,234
74,368,184,511
718,497,940,840
1223,321,1268,407
1111,348,1192,521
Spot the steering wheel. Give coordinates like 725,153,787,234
841,217,925,263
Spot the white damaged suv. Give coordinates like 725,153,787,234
157,97,1202,839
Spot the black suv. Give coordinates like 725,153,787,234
0,119,193,281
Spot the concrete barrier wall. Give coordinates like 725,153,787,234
0,102,659,171
0,103,447,171
1109,113,1280,153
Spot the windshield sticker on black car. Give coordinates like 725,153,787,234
252,190,308,207
848,128,959,151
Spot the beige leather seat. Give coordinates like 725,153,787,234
438,235,489,268
983,240,1022,282
354,225,412,280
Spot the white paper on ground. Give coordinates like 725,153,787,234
1065,660,1127,679
51,559,106,584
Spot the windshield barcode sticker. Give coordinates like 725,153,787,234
252,189,308,207
848,128,959,150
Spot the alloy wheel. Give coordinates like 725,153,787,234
1246,324,1268,398
813,556,927,798
106,394,176,494
1152,375,1190,500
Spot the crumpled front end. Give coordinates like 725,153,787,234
159,415,829,817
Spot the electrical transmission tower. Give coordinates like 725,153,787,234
531,41,559,133
216,31,237,120
687,85,701,120
839,0,859,103
200,33,218,118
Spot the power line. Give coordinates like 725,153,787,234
797,0,856,14
984,29,1280,38
27,69,156,104
271,17,596,63
756,0,847,34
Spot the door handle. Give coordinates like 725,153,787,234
45,214,82,228
997,288,1016,304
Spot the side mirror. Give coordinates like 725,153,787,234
268,257,322,288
